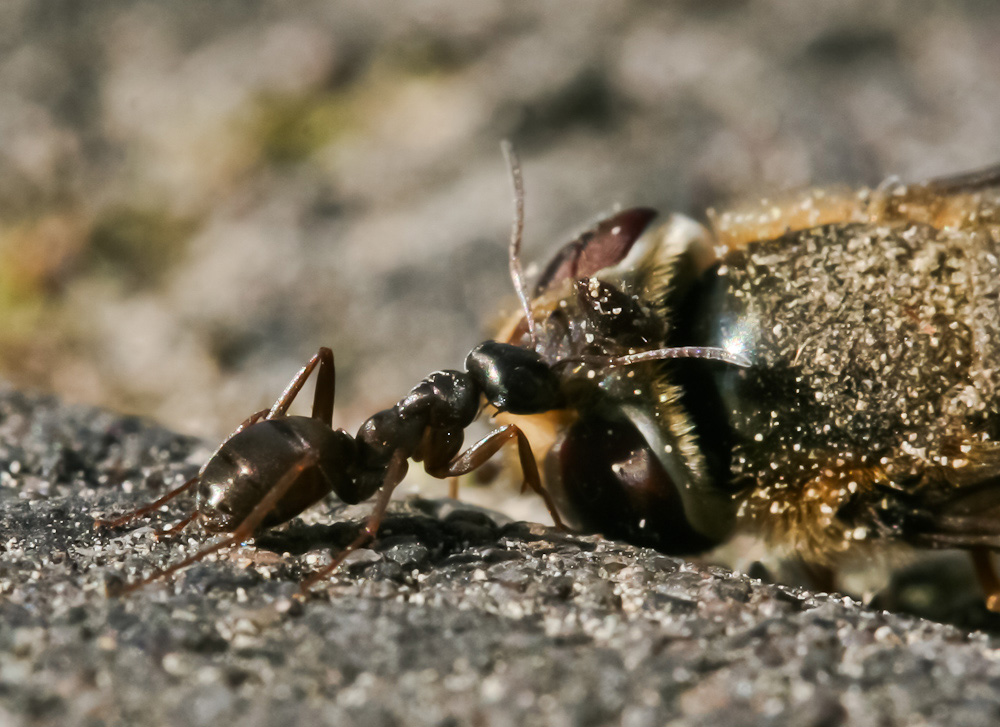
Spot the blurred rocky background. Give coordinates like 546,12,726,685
2,0,998,448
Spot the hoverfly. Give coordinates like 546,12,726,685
97,149,1000,611
492,159,1000,611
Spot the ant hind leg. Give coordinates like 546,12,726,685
152,510,199,541
267,347,336,425
94,474,199,531
226,408,271,441
111,450,320,596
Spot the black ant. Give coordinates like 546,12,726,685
95,142,747,596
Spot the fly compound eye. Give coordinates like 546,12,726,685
466,341,565,414
551,414,717,554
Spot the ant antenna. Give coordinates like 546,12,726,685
501,140,538,348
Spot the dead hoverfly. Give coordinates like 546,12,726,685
97,149,1000,610
492,159,1000,611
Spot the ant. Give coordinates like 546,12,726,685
94,142,747,596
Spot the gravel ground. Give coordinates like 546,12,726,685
4,388,1000,727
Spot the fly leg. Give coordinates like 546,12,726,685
970,548,1000,612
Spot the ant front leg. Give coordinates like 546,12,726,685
428,424,567,531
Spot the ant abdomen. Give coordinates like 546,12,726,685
198,416,355,531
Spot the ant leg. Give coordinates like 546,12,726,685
228,408,270,439
267,347,335,424
298,451,408,594
112,450,320,596
198,406,272,474
428,424,566,531
309,347,335,426
448,476,459,499
102,405,273,533
152,511,199,541
971,548,1000,612
94,475,199,530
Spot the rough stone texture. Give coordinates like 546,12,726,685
4,387,1000,727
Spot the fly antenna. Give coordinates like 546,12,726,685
554,346,752,373
501,140,538,348
610,346,752,368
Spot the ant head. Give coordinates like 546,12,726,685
466,341,565,415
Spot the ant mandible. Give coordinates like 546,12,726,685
95,142,747,596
